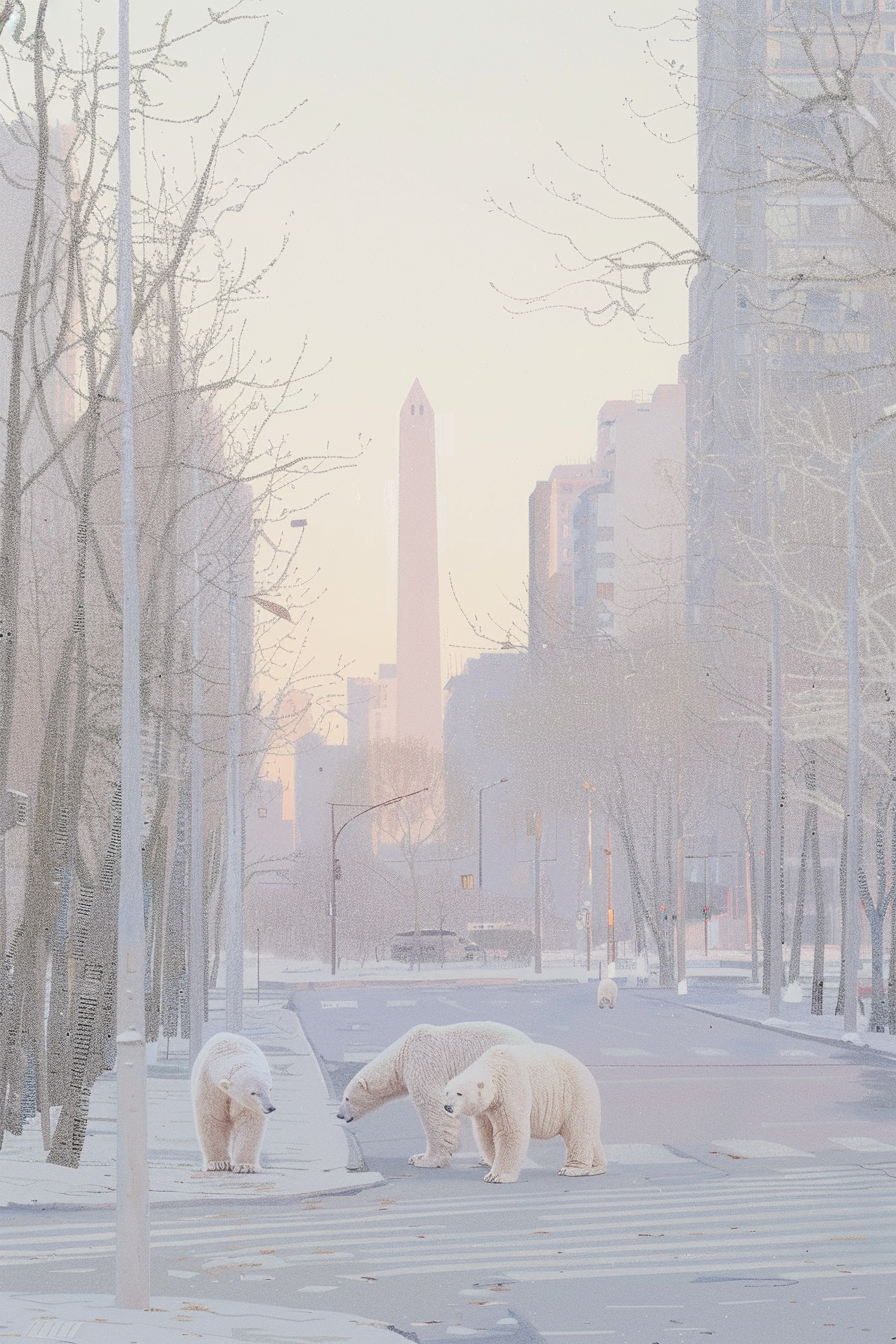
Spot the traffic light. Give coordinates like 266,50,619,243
461,874,475,890
334,859,342,881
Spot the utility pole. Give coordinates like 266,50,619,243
676,836,686,992
188,457,204,1067
225,583,243,1031
605,822,615,972
844,408,896,1033
478,777,508,892
533,814,543,975
115,0,149,1307
768,581,784,1017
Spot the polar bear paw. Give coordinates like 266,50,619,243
484,1170,518,1183
232,1162,262,1174
204,1160,232,1172
559,1163,596,1177
409,1152,450,1168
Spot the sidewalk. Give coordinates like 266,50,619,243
0,1292,399,1342
0,998,383,1208
686,983,896,1057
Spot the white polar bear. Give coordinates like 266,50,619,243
443,1042,606,1184
190,1032,276,1173
597,978,618,1009
336,1021,530,1168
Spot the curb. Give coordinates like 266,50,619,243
282,1003,374,1178
684,1003,896,1065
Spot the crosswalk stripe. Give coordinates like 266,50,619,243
0,1176,883,1247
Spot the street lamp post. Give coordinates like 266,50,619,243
115,0,149,1308
329,789,427,976
478,778,508,892
844,406,896,1034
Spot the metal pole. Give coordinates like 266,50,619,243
225,584,243,1030
256,926,260,1004
329,802,337,977
586,794,592,973
478,787,484,890
187,461,204,1068
534,816,543,975
606,823,615,970
115,0,149,1307
769,583,784,1017
703,854,710,958
844,450,861,1034
676,836,686,990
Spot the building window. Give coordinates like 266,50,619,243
410,404,415,415
596,582,614,601
258,808,268,818
418,404,425,414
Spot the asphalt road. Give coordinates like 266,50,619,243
1,981,895,1343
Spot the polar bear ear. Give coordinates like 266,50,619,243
356,1077,369,1093
217,1078,231,1094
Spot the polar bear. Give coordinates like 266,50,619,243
191,1032,276,1173
597,978,618,1009
443,1042,606,1184
336,1021,530,1167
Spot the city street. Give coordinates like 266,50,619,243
1,983,895,1341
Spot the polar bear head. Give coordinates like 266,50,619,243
443,1060,496,1117
336,1072,381,1123
218,1063,275,1116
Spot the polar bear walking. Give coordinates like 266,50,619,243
191,1032,276,1173
597,978,618,1009
336,1021,530,1167
444,1042,606,1184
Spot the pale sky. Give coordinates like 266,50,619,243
129,2,693,730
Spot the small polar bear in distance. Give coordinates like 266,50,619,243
336,1021,530,1168
443,1042,606,1184
597,978,618,1009
191,1031,275,1173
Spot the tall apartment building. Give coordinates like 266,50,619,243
591,374,687,642
687,0,896,624
346,664,398,749
528,372,686,650
528,461,603,654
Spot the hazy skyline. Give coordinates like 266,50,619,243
142,1,692,723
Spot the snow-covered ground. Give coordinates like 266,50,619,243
0,1002,381,1210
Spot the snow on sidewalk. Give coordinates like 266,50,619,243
0,1002,382,1209
0,1292,395,1342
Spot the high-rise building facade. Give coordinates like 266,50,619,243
397,380,442,747
687,0,896,625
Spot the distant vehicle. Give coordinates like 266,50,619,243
391,930,481,963
466,922,535,962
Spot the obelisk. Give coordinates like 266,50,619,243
397,379,442,748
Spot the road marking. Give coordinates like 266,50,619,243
25,1322,82,1339
710,1140,814,1158
320,1000,358,1009
780,1050,816,1057
717,1299,776,1304
690,1048,730,1056
601,1048,654,1057
605,1145,691,1164
830,1137,896,1152
297,1284,336,1293
821,1295,866,1300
